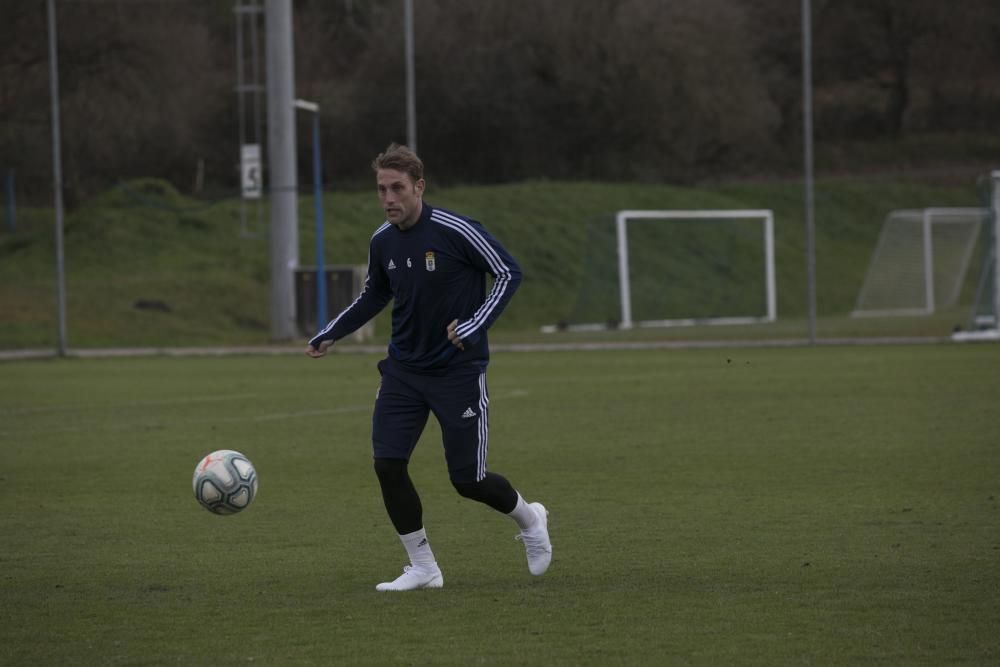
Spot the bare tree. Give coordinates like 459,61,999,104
2,0,998,201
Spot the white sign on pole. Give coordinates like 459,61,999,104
241,143,262,199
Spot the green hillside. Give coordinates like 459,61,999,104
0,176,987,349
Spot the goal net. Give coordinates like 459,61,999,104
851,208,988,318
545,210,776,332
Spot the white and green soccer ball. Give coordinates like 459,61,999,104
192,450,258,515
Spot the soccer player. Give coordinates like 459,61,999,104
306,143,552,591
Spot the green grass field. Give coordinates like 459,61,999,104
2,344,999,665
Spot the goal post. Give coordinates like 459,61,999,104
542,209,776,333
617,210,777,328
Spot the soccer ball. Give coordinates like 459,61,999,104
192,450,258,515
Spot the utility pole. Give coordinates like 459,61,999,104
265,0,299,341
47,0,67,356
404,0,417,152
802,0,817,344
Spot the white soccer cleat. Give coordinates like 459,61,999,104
375,565,444,592
516,502,552,576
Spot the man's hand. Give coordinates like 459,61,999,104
446,319,465,351
305,340,333,358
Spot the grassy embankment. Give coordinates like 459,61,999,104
0,174,988,349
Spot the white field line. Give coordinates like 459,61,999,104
0,393,260,417
0,404,372,438
1,390,530,437
211,405,371,423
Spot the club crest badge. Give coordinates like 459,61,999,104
425,251,436,271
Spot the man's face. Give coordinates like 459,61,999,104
377,168,425,229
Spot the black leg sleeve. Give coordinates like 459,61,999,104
373,458,423,535
451,471,518,514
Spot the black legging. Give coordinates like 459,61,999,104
374,457,518,534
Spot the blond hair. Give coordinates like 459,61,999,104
371,143,424,182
